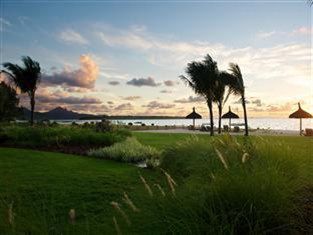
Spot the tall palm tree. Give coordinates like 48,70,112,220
2,56,41,125
180,55,219,136
213,71,231,134
228,63,249,136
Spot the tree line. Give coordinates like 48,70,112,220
181,54,249,136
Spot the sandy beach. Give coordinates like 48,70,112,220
135,128,300,136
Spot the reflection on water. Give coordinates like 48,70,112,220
54,118,313,131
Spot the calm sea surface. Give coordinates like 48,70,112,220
56,118,313,131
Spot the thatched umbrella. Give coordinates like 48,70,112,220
186,107,202,129
222,106,239,130
289,102,312,135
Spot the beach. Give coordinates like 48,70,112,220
135,128,300,136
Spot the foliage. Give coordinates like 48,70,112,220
0,133,312,234
228,63,249,136
88,137,161,165
0,124,130,148
0,82,19,121
180,54,219,136
156,135,312,234
2,56,41,125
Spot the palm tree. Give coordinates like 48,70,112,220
180,55,219,136
2,56,41,125
213,71,231,134
228,63,249,136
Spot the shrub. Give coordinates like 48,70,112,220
0,124,130,147
88,137,161,165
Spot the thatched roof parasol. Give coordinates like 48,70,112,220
186,107,202,129
289,102,312,135
222,106,239,130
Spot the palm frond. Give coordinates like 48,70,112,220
228,63,244,95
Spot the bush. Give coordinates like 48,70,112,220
0,124,131,147
88,137,161,165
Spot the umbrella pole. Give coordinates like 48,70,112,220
229,118,231,132
300,118,302,136
193,118,195,130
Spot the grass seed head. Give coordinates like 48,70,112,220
113,216,122,235
123,192,140,212
68,209,76,224
111,201,131,225
154,184,166,197
7,202,14,226
242,152,250,163
139,174,153,197
214,148,229,170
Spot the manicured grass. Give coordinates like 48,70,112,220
0,148,163,234
133,131,313,151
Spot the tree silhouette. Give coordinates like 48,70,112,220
0,82,20,121
180,55,219,136
2,56,41,125
227,63,249,136
213,71,231,134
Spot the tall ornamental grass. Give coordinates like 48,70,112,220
88,137,161,166
152,135,312,234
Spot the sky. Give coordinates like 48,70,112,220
0,0,312,118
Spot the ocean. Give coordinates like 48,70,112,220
55,118,313,131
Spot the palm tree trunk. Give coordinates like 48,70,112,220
218,103,222,134
208,101,214,136
241,95,248,136
30,92,35,126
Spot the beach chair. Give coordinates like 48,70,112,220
304,128,313,136
223,125,229,132
233,126,240,132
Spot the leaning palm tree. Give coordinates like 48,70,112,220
213,71,232,134
228,63,248,136
180,55,219,136
2,56,41,125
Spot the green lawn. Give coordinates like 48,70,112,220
0,148,163,234
0,132,312,234
133,131,313,151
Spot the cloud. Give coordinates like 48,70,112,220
256,31,277,39
292,26,312,35
59,29,88,45
18,16,30,26
37,95,102,105
114,103,133,111
126,77,161,87
255,27,312,40
160,90,172,94
164,80,178,87
108,81,120,86
174,96,205,103
143,101,175,109
43,55,99,89
122,96,141,100
251,99,262,107
107,101,114,105
0,17,11,31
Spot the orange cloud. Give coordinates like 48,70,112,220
43,55,99,89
